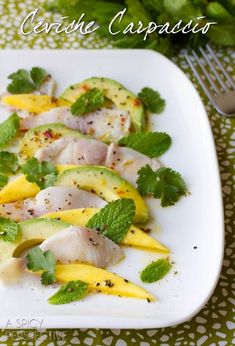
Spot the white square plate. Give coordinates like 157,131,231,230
0,50,224,329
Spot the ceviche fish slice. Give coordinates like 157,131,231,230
40,225,123,268
21,107,131,142
34,135,160,186
35,137,108,165
0,186,106,222
105,143,161,187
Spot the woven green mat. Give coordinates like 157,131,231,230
0,1,234,345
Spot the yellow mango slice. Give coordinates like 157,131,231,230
0,175,39,204
2,94,70,114
56,263,155,301
43,208,169,253
0,165,77,204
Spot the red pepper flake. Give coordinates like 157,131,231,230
81,84,90,92
43,129,53,139
133,98,141,106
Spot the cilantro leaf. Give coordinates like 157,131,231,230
86,199,136,244
30,67,48,89
71,88,105,116
0,217,19,242
7,69,35,94
141,258,171,283
26,247,56,285
21,158,58,190
0,113,20,148
0,151,19,174
138,87,165,113
118,132,171,158
0,173,8,188
7,67,48,94
137,165,187,207
48,280,89,305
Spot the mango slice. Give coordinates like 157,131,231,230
43,208,169,253
2,94,70,114
0,165,77,204
56,263,155,301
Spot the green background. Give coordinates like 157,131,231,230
0,0,234,345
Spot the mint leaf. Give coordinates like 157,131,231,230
0,173,8,188
21,157,58,190
26,247,56,285
118,132,171,157
86,199,136,244
207,2,232,20
48,280,89,305
71,88,105,116
137,165,187,207
0,113,20,148
30,67,48,89
0,217,19,242
138,87,165,113
141,258,171,283
7,67,48,94
0,151,19,174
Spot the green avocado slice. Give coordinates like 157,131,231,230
0,218,70,265
55,166,149,224
61,77,145,132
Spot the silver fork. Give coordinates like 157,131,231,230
185,44,235,117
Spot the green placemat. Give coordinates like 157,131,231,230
0,1,234,345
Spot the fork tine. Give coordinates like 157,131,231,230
199,47,228,92
206,44,235,89
191,50,219,94
185,53,215,104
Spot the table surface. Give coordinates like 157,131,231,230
0,1,234,345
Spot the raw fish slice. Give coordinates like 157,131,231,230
24,186,106,217
0,186,106,222
105,143,161,187
40,225,123,268
0,101,29,122
21,107,131,142
35,137,108,165
36,75,55,96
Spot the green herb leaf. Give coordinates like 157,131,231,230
7,69,35,94
86,199,136,244
0,217,19,242
7,67,48,94
118,132,171,158
207,2,232,20
21,158,58,190
137,165,187,207
0,113,20,148
138,87,165,113
30,67,48,89
26,247,56,285
0,173,8,188
48,280,89,305
141,258,171,283
0,151,19,174
45,0,235,52
71,88,105,116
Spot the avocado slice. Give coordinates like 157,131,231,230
18,123,85,164
55,166,149,224
0,218,70,265
61,77,145,132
